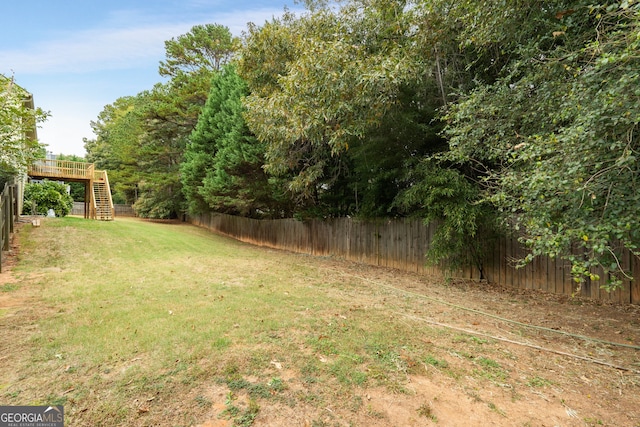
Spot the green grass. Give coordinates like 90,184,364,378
0,283,20,292
526,376,552,388
473,357,509,382
2,217,519,426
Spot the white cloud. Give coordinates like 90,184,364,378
0,7,295,75
0,3,302,156
0,25,183,74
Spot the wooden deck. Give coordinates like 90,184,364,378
27,159,114,220
28,159,94,181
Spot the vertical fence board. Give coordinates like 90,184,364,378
533,255,542,290
517,240,527,289
498,236,506,288
0,180,18,273
188,213,640,305
618,249,631,304
503,236,513,289
632,256,640,304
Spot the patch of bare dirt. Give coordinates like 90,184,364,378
212,256,640,427
0,224,47,395
189,260,640,427
282,259,640,427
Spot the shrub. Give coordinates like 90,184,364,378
23,180,73,217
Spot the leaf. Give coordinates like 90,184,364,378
555,9,575,20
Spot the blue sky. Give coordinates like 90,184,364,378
0,0,299,157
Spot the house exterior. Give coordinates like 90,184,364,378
0,74,40,214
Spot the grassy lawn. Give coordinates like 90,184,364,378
1,217,638,427
1,217,441,426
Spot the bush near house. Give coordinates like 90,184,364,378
23,180,74,217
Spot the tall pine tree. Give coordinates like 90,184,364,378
182,65,283,217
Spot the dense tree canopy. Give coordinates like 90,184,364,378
240,6,413,203
182,64,283,217
87,1,640,287
85,24,239,218
443,2,640,287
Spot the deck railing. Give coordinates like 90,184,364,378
27,159,114,220
28,159,92,180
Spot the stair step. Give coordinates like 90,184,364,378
92,177,114,221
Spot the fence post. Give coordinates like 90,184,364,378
2,186,9,252
0,187,4,273
8,181,14,234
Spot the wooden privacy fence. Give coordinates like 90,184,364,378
0,179,19,273
113,204,135,216
189,213,640,304
72,202,135,217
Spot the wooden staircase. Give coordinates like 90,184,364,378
27,159,115,220
93,180,113,220
90,170,114,221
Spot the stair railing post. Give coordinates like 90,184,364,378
2,183,9,251
88,164,96,219
103,171,115,219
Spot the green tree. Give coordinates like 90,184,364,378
241,6,412,199
132,85,187,219
443,2,640,288
86,24,240,218
23,180,73,217
85,95,143,204
134,25,238,218
395,160,498,276
240,2,443,217
182,65,281,217
0,75,48,177
159,24,239,78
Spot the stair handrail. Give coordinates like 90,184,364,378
85,163,94,219
92,169,114,220
103,170,115,219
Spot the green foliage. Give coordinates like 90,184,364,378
86,25,239,219
84,0,640,286
239,2,447,218
132,176,183,219
130,84,189,219
23,180,74,217
444,2,640,288
182,65,282,217
85,95,143,204
0,168,16,189
66,182,86,202
347,82,446,218
240,5,414,205
0,75,49,175
395,160,498,275
159,24,238,77
55,154,85,162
